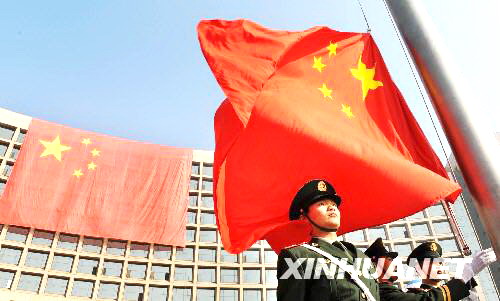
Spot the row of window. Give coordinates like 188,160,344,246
191,162,213,178
0,124,25,143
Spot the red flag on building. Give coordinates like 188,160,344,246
0,119,192,246
198,19,461,253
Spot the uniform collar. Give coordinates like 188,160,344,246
313,236,338,245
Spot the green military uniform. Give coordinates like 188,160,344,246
277,179,380,301
277,237,380,301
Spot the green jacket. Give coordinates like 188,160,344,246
379,279,472,301
277,237,380,301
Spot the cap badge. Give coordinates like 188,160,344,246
318,181,327,192
430,242,437,252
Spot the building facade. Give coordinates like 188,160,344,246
0,108,495,300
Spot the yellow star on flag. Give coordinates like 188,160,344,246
350,58,383,101
81,138,92,145
341,104,355,118
73,169,84,178
91,148,100,157
312,56,326,73
39,136,71,161
318,83,333,100
327,42,338,57
87,162,97,170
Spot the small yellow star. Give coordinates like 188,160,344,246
350,57,383,101
312,56,326,73
87,162,97,170
318,83,333,100
327,42,338,57
341,104,355,119
91,149,100,157
73,169,84,178
39,136,71,161
81,138,92,145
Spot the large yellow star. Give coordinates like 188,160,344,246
81,138,92,146
312,56,326,73
39,136,71,161
341,104,355,119
327,42,338,57
73,169,83,178
318,83,333,100
350,58,383,101
87,162,97,170
91,149,100,157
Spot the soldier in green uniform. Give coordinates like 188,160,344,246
277,179,380,301
364,239,494,301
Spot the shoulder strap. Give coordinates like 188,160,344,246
302,243,376,301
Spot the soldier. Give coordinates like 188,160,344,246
365,238,478,301
277,179,380,301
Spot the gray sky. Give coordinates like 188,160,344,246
1,0,498,163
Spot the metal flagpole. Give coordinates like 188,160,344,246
384,0,500,255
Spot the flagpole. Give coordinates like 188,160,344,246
384,0,500,256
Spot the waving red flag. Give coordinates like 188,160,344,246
198,19,461,253
0,119,192,246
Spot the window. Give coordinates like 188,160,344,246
201,195,214,209
243,250,260,263
200,212,216,225
244,289,262,301
267,289,277,301
368,227,387,240
433,221,452,235
148,286,168,301
77,257,99,275
17,273,42,292
107,240,126,256
176,247,194,261
412,223,430,237
186,229,196,242
220,288,239,301
394,243,412,255
190,178,199,190
0,126,15,140
197,267,216,283
187,211,197,224
199,229,217,243
32,230,55,246
0,143,8,156
407,211,425,220
124,284,144,301
0,270,15,289
5,226,29,242
130,242,149,257
243,269,261,284
439,238,459,253
82,237,103,253
345,230,365,242
17,131,26,143
98,282,120,300
265,250,278,264
51,255,74,272
203,164,213,177
197,288,215,301
24,251,49,269
45,277,68,295
265,269,277,285
189,194,198,206
173,287,192,301
221,249,238,263
198,248,216,262
202,179,213,191
103,260,123,277
153,245,172,260
390,225,408,239
174,266,193,282
151,264,170,281
191,162,200,175
221,268,239,283
0,247,22,265
2,163,13,177
71,279,94,297
10,146,19,160
127,262,147,279
57,233,78,250
427,204,446,217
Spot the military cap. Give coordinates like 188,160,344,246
364,237,398,259
289,179,341,220
407,241,442,264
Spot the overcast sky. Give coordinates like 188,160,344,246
1,0,499,163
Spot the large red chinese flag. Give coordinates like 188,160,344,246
0,119,192,246
198,19,461,253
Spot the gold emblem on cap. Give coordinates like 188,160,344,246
318,181,327,192
430,242,437,252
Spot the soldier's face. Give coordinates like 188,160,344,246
307,199,341,229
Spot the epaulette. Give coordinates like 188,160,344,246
283,243,305,249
